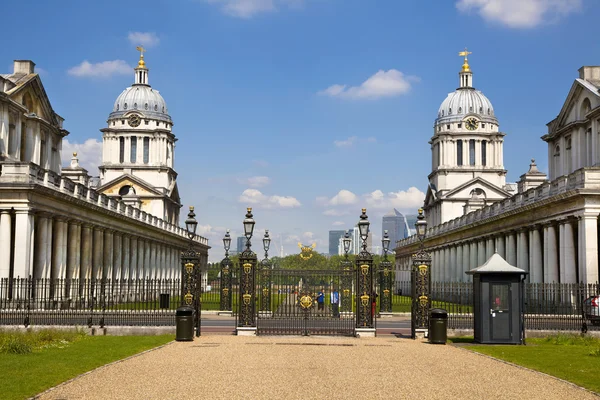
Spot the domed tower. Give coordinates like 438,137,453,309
97,48,181,224
423,50,510,226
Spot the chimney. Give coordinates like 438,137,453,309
13,60,35,74
578,66,600,83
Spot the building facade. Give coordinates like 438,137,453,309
395,58,600,287
382,209,410,247
329,230,345,256
0,56,209,284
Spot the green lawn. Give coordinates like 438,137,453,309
454,334,600,394
391,295,473,313
0,330,172,400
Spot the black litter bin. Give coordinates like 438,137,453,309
429,308,448,344
159,293,170,309
175,306,194,342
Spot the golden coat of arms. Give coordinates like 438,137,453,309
298,242,316,260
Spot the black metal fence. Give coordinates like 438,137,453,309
391,281,600,332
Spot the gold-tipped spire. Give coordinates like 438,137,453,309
136,45,146,68
458,48,472,72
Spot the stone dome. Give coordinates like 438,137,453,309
436,88,497,125
109,85,172,123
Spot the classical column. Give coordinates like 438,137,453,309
529,227,543,283
66,221,81,280
477,240,486,266
486,237,494,259
469,241,477,271
144,240,151,279
113,233,123,281
448,246,456,283
103,230,113,280
137,238,145,279
121,235,130,281
41,217,53,280
13,210,34,278
495,235,505,259
578,213,599,284
561,220,577,283
81,224,93,280
506,232,517,266
543,224,559,283
33,214,48,279
51,218,68,279
517,229,529,277
92,227,104,280
455,244,463,282
0,210,12,278
130,237,138,280
462,242,470,279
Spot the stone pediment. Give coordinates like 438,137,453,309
553,79,600,131
5,74,61,129
442,177,511,200
97,174,163,197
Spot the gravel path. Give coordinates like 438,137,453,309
38,336,597,400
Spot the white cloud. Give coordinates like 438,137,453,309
332,221,345,226
334,136,357,148
253,159,269,168
318,69,420,100
364,187,425,210
329,189,358,206
239,189,301,209
238,176,271,188
62,139,103,174
205,0,301,18
67,60,131,78
456,0,581,28
128,32,160,47
323,209,349,217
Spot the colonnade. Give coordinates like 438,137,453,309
396,214,599,285
0,209,192,281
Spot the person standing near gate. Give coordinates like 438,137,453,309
331,288,340,318
317,288,325,312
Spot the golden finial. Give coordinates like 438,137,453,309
362,208,366,213
247,207,252,212
73,152,77,157
136,45,146,68
189,206,194,211
458,48,472,72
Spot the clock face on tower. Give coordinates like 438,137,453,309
465,117,478,130
128,114,141,127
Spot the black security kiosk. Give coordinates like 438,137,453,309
466,253,528,344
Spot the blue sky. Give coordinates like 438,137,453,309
2,0,598,260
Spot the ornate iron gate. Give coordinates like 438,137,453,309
256,268,355,336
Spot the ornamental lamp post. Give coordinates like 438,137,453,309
355,208,375,336
260,230,272,314
180,206,201,339
379,230,393,315
263,230,271,258
411,208,432,339
340,230,353,314
220,229,233,312
238,208,258,333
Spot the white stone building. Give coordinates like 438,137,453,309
395,56,600,287
0,56,209,283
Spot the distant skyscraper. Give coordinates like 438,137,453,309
405,214,418,237
329,230,346,256
382,209,410,251
236,236,246,253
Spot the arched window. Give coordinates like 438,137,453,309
481,140,487,166
565,136,572,173
449,108,452,115
143,137,149,164
469,139,475,165
457,140,463,166
479,107,483,114
130,137,137,163
119,137,125,163
554,145,561,177
458,107,462,114
581,98,591,119
119,185,132,196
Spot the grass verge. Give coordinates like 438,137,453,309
454,334,600,394
0,329,172,400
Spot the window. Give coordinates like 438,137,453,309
481,141,487,166
469,139,475,165
457,123,462,129
481,123,485,128
479,107,483,114
566,136,572,173
124,103,128,110
119,137,125,163
145,120,149,125
130,137,137,163
143,137,149,164
449,108,452,115
457,140,463,166
446,124,450,130
112,121,115,126
554,145,561,177
458,107,462,114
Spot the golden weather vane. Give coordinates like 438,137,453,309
136,46,146,68
458,48,472,72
